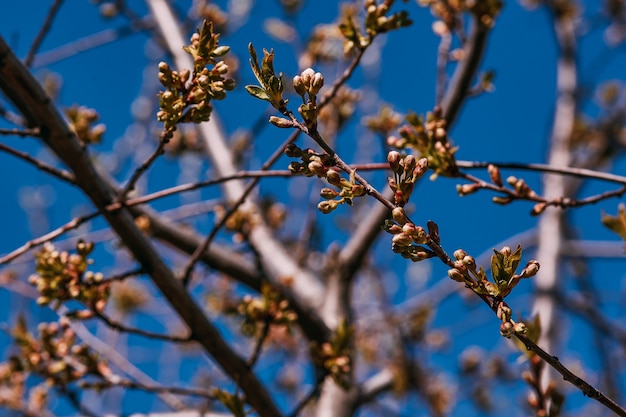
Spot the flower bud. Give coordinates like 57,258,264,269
320,188,339,199
284,144,301,157
352,184,365,197
326,168,341,185
488,164,503,187
293,75,306,96
520,260,540,278
514,322,527,334
310,72,324,95
462,255,476,269
448,268,465,282
453,249,467,260
531,202,547,216
318,200,337,214
392,207,408,224
392,233,412,247
213,45,231,57
500,322,514,338
413,158,428,179
387,151,401,171
269,116,293,128
457,183,480,196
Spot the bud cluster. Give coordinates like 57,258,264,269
311,320,353,388
236,284,298,337
12,318,111,387
339,0,412,53
387,151,428,206
491,175,539,208
157,20,234,131
446,245,540,300
387,108,458,179
383,207,435,262
65,105,106,145
292,68,324,130
28,241,110,312
496,301,527,338
284,144,366,214
418,0,501,30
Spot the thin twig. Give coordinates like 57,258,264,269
459,171,626,209
0,35,282,417
0,141,75,183
118,132,170,199
180,130,301,285
441,15,490,125
0,127,40,136
0,171,292,266
60,386,98,417
514,331,626,417
32,21,153,68
88,309,190,342
435,32,452,106
111,170,292,210
246,318,271,368
288,373,327,417
0,212,99,265
318,45,369,109
96,267,144,286
456,160,626,185
79,378,214,399
24,0,64,68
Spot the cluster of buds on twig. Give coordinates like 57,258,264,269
235,284,298,337
318,167,366,214
312,320,353,388
65,105,106,145
418,0,501,28
387,151,428,206
11,317,112,387
447,245,540,299
388,108,458,179
495,301,527,338
339,0,412,52
0,358,30,411
157,20,234,131
28,241,109,313
383,207,436,262
364,105,403,136
293,68,324,130
245,44,286,112
284,144,366,213
318,166,366,214
285,143,333,177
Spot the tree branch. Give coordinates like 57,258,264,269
441,15,490,125
0,35,282,417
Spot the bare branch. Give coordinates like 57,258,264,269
24,0,64,67
0,127,40,136
0,141,75,183
89,309,191,342
441,15,490,125
79,379,215,400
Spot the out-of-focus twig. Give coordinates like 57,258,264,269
24,0,64,67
